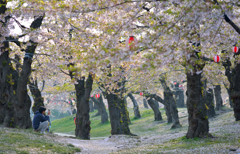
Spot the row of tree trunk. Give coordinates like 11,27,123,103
90,95,108,124
0,5,44,129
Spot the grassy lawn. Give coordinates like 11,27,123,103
0,127,81,154
3,107,237,153
116,108,240,154
50,107,240,153
51,107,187,137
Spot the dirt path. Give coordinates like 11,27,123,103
54,134,142,154
53,131,188,154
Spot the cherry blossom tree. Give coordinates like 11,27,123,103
1,0,239,140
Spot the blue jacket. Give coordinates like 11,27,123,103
33,111,50,130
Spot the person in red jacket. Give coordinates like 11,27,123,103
74,117,76,125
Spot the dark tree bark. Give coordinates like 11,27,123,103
144,92,178,127
214,85,223,110
0,49,19,127
0,6,44,128
147,98,162,121
89,99,94,112
154,99,160,108
15,42,39,129
106,92,131,135
91,96,100,116
123,95,131,124
93,101,99,110
144,94,165,121
179,91,185,107
205,88,215,118
99,65,133,136
202,80,215,118
222,11,240,120
0,3,17,127
175,90,185,108
70,73,93,140
186,72,212,138
223,58,234,108
225,87,233,108
29,79,44,113
91,94,108,124
164,91,181,129
128,93,141,119
143,98,149,109
160,77,181,129
173,82,185,108
164,101,172,123
231,64,240,121
92,99,101,116
222,56,240,119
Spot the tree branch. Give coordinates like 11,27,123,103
60,69,70,76
41,80,45,92
11,16,29,30
213,0,240,34
224,13,240,35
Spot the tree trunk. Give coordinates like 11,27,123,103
160,77,181,129
72,74,93,140
147,98,162,121
15,43,38,129
164,91,181,129
143,98,149,109
175,90,185,108
223,58,234,108
205,88,215,118
164,103,172,123
0,10,44,129
223,14,240,120
123,95,131,124
202,80,215,118
0,50,19,127
128,93,141,119
226,88,233,108
231,63,240,121
214,85,223,110
92,99,101,116
89,99,94,112
93,101,98,110
154,99,160,108
186,73,212,138
0,3,15,127
106,93,131,135
91,94,108,124
29,79,44,113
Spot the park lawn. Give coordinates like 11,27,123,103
0,127,81,154
51,107,188,137
50,107,240,153
116,108,240,154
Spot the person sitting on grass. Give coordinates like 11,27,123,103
33,106,50,134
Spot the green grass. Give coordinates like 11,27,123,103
51,110,112,137
0,128,81,154
51,107,186,137
50,107,239,153
116,109,240,154
123,131,240,154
